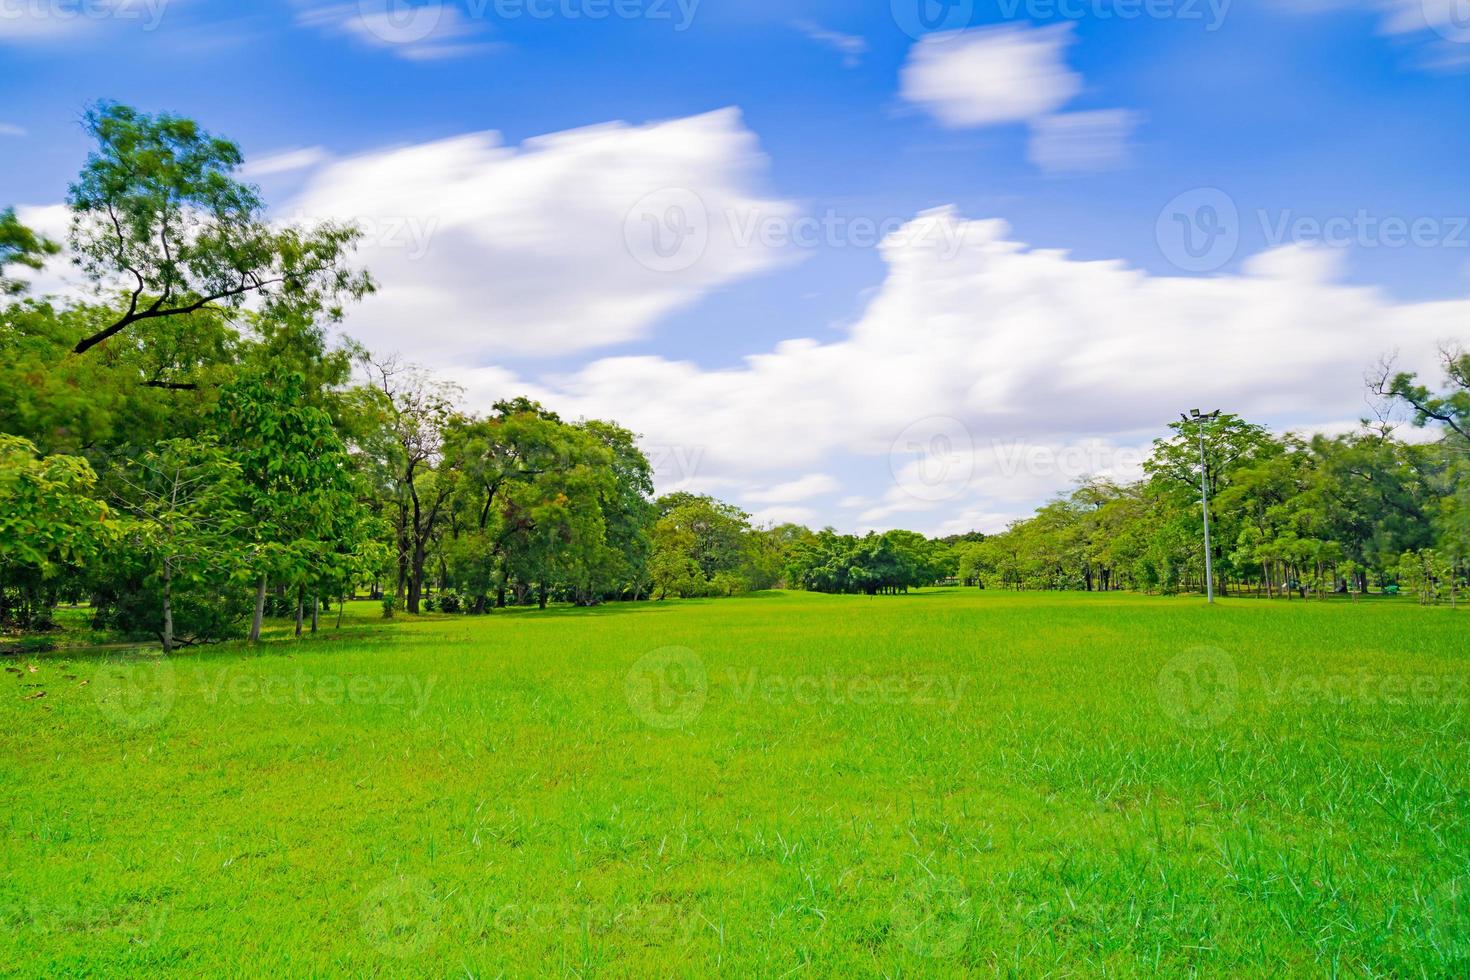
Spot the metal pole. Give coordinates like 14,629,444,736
1198,423,1214,604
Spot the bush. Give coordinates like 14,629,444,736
91,574,251,645
381,596,395,619
437,591,462,614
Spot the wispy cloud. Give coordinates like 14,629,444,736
240,146,329,179
792,20,867,68
1027,110,1144,174
0,123,26,137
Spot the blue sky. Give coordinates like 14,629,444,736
3,0,1469,532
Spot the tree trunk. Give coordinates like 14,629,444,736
311,596,319,633
408,548,425,614
161,560,174,654
250,574,267,643
337,594,347,629
537,583,548,610
395,505,410,603
294,587,304,637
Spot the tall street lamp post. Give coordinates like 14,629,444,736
1182,409,1221,603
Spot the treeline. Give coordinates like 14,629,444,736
2,103,1466,651
953,406,1468,601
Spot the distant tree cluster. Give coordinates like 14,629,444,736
951,381,1468,601
2,104,1464,650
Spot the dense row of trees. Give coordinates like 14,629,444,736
953,389,1468,601
2,103,1465,650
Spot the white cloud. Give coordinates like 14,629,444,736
241,146,329,178
0,123,25,137
297,2,499,60
433,207,1463,532
743,473,841,504
793,20,867,68
288,108,797,358
1027,110,1144,174
900,25,1082,128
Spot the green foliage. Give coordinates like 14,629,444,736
215,367,375,592
99,438,248,648
963,423,1461,599
65,102,373,355
441,405,655,609
0,435,112,627
1377,346,1470,447
785,528,950,595
0,208,59,295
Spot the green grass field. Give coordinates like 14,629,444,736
3,590,1467,976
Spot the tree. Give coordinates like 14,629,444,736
61,103,372,355
214,367,374,640
654,493,752,583
1374,347,1470,447
0,435,112,628
360,356,461,614
578,419,657,601
107,439,246,651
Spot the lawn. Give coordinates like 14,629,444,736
2,590,1467,976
